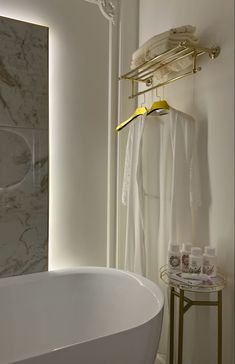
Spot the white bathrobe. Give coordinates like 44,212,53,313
122,107,201,363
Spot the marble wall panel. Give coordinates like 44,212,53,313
0,16,48,130
0,16,48,277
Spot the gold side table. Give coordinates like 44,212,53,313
160,266,226,364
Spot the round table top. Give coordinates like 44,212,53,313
160,265,226,293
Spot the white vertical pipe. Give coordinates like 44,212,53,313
106,19,114,267
106,17,119,267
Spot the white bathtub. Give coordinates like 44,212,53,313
0,267,164,364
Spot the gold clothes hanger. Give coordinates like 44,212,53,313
147,88,170,116
116,94,147,132
147,100,170,115
116,106,147,131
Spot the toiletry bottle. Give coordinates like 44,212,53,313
203,246,217,277
189,247,203,274
167,244,181,273
181,243,192,273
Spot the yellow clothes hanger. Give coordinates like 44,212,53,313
116,106,147,132
147,100,170,115
116,94,147,132
147,88,170,116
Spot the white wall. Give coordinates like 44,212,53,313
0,0,110,268
137,1,234,363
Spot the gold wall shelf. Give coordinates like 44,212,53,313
119,41,220,99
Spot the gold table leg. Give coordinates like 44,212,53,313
170,287,175,364
178,289,184,364
167,286,223,364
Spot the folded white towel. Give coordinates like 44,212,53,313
146,37,198,58
146,36,199,56
131,37,199,69
130,25,198,83
131,33,170,61
131,25,196,60
131,44,171,69
170,33,198,41
130,54,193,84
170,25,196,33
153,55,193,81
132,34,198,63
130,43,194,83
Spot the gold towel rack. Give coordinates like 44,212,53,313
119,41,220,99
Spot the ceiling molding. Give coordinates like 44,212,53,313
84,0,120,24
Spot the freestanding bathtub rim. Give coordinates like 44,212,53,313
0,266,164,309
0,266,164,310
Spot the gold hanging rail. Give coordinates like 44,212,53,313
119,41,220,99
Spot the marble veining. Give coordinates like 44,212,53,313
0,16,48,278
0,129,31,188
0,16,48,129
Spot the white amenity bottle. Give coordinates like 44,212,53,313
189,247,203,274
167,244,181,273
203,246,217,277
181,243,192,273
